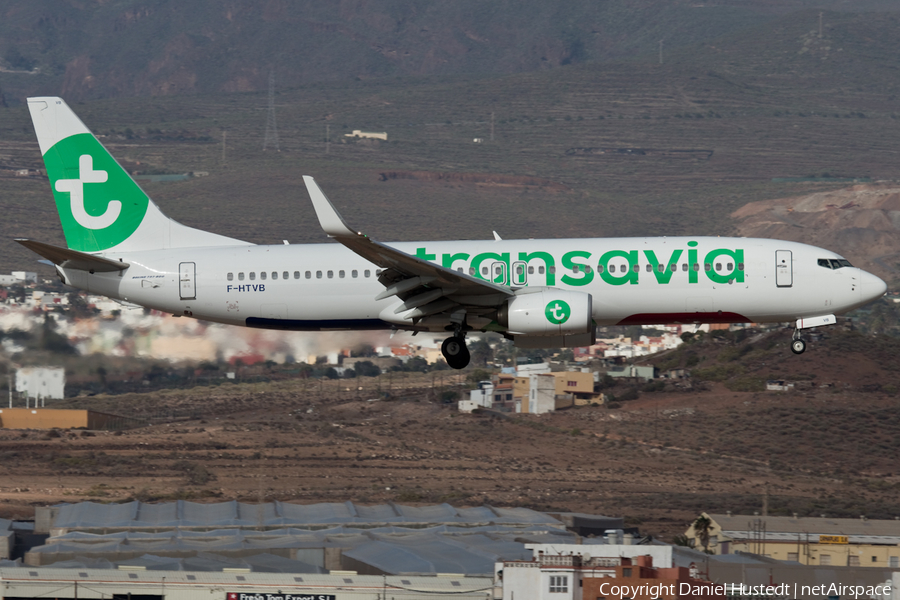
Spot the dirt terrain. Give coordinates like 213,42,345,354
2,330,900,541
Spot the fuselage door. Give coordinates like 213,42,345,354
179,262,197,300
775,250,792,288
511,261,528,286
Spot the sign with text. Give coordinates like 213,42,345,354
819,535,849,544
227,593,336,600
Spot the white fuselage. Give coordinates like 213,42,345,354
61,236,885,333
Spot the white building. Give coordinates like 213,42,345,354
345,129,388,140
15,367,65,405
529,374,556,414
11,271,38,283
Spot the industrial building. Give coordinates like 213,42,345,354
24,500,623,576
0,568,492,600
685,512,900,567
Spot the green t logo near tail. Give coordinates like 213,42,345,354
43,133,149,252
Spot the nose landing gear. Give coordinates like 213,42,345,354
790,329,806,355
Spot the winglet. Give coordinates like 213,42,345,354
303,176,357,238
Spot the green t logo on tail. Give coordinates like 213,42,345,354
43,133,149,252
545,300,571,324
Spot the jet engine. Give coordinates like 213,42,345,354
497,289,593,336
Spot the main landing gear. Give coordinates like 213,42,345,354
441,312,471,370
441,334,470,370
791,329,806,355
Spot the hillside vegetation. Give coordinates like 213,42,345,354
3,5,900,286
3,0,895,102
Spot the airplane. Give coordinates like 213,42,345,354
16,97,888,369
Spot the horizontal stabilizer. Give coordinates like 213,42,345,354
15,239,129,272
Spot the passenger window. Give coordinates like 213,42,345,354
304,271,311,279
352,270,358,278
538,266,545,274
633,264,639,273
585,266,592,273
669,264,677,272
738,263,744,271
681,264,688,272
596,264,604,273
482,267,489,275
365,270,371,277
657,264,664,273
645,264,652,273
549,266,556,274
238,272,245,281
271,272,277,280
516,265,524,275
818,259,832,269
283,271,289,279
249,272,256,280
457,268,463,272
572,265,580,273
339,270,345,278
227,273,233,281
469,267,475,275
715,263,722,271
704,263,711,271
316,271,322,279
609,265,616,273
260,272,267,280
692,263,699,272
295,271,301,279
376,269,383,276
327,270,334,279
727,263,733,271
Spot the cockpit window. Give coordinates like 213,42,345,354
819,258,854,269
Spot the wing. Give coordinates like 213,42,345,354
303,176,513,324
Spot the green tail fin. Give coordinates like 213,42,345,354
28,97,249,253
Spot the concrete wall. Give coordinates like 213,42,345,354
0,408,140,430
0,408,88,429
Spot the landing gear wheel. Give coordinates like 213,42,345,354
442,336,470,370
791,338,806,355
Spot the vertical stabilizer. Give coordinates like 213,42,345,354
27,97,250,253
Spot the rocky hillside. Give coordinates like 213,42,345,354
733,184,900,281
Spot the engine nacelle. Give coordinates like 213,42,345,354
498,289,593,336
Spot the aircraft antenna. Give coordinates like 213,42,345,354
263,69,281,152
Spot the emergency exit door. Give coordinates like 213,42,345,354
775,250,792,287
179,262,196,299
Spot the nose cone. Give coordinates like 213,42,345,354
860,270,888,303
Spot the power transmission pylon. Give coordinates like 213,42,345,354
263,70,280,152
